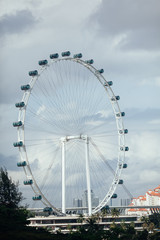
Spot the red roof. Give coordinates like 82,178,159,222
154,185,160,191
128,208,148,212
147,191,160,197
129,203,134,206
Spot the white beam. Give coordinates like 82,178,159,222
62,140,66,214
85,137,92,216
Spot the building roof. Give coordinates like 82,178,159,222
128,208,148,212
154,185,160,191
147,191,160,197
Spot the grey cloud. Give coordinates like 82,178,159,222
89,0,160,50
0,153,39,173
0,153,18,171
124,108,160,132
0,9,38,38
125,108,160,121
30,158,39,170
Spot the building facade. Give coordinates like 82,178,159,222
126,185,160,216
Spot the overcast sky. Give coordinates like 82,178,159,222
0,0,160,207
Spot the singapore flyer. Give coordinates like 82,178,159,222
13,51,128,216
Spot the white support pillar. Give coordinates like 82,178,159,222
85,136,92,216
62,140,66,214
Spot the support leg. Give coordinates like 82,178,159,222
62,141,66,214
85,137,92,216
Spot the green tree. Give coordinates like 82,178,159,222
111,208,120,221
109,222,122,239
148,222,155,233
67,224,72,233
149,213,160,228
0,167,23,208
0,168,28,232
86,214,102,233
77,213,85,224
101,206,109,218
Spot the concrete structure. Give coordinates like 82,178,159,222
126,185,160,216
28,215,142,233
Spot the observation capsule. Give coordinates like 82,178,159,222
85,59,94,64
119,129,128,134
17,161,27,167
97,69,104,74
38,59,48,66
123,163,128,168
111,96,120,101
21,84,30,91
118,179,123,184
73,53,82,58
61,51,70,57
116,112,125,117
13,141,23,147
28,70,38,76
104,81,113,87
32,195,42,200
102,205,109,210
15,102,25,108
111,193,117,198
43,207,53,212
50,53,59,59
24,179,33,185
13,121,22,127
120,146,129,151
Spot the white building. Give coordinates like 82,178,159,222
126,185,160,216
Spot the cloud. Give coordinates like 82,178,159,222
125,108,160,129
123,130,160,193
140,77,160,87
36,105,46,115
0,9,38,38
139,170,159,183
89,0,160,50
30,158,39,171
0,153,18,171
128,131,160,160
149,119,160,125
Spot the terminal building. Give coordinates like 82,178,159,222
28,214,142,233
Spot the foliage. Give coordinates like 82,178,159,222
77,213,84,224
86,214,103,233
149,213,160,228
101,206,110,218
0,167,23,208
111,207,120,219
0,205,29,232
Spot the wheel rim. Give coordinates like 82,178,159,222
15,54,127,215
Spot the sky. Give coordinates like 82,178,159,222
0,0,160,208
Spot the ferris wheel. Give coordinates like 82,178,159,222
13,51,128,216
